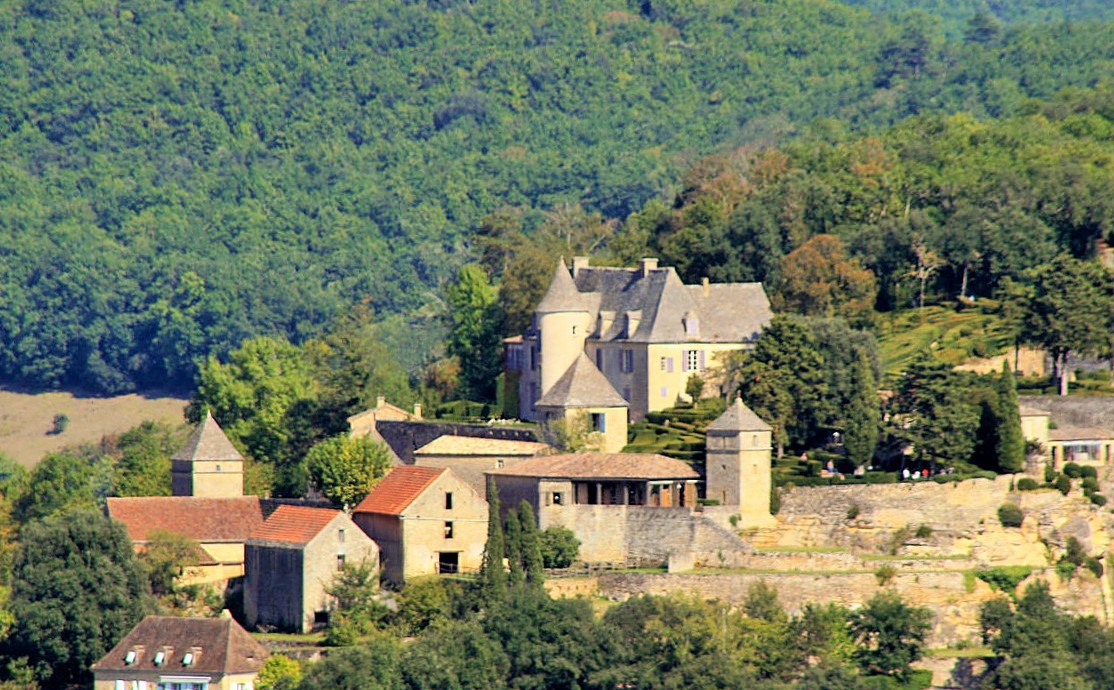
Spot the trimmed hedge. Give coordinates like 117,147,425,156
998,503,1024,527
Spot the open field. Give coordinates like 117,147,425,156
0,387,189,466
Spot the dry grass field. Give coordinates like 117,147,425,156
0,387,189,466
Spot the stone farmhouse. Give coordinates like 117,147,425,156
92,615,268,690
505,256,771,450
1020,404,1114,468
244,505,377,633
352,466,487,583
107,412,263,584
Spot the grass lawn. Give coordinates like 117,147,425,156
877,305,1013,383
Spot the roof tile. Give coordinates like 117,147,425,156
173,411,243,463
486,452,698,480
107,496,263,543
93,615,268,674
248,505,341,545
352,466,444,516
535,353,627,408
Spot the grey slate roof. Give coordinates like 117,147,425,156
173,411,243,463
707,398,772,433
534,260,771,344
535,353,628,408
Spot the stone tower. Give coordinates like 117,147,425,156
536,258,592,395
705,398,774,527
171,410,244,497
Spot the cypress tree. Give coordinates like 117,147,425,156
994,362,1025,473
479,478,506,601
504,509,524,586
844,351,880,467
517,501,545,586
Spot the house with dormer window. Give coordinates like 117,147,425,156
505,257,771,447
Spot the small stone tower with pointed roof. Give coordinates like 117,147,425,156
705,398,774,527
172,411,245,498
536,257,594,396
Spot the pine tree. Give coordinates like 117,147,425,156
504,508,524,587
994,362,1025,473
479,478,506,601
844,351,880,467
517,501,545,586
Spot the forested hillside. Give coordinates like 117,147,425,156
1,0,1112,393
842,0,1112,32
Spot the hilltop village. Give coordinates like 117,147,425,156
66,257,1114,690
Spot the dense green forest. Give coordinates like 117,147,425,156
1,0,1112,393
842,0,1112,32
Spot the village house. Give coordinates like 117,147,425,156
243,505,378,633
107,412,263,583
505,257,771,434
352,466,487,583
91,615,268,690
412,434,549,495
1020,405,1114,468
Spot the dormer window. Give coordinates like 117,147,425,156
124,650,137,665
153,651,165,666
683,311,699,337
182,652,194,666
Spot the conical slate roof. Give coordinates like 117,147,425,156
707,398,771,433
536,258,589,313
536,353,627,408
172,410,243,462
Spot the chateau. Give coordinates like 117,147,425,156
505,257,771,450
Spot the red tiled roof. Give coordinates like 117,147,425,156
352,466,444,516
248,505,340,545
92,615,268,674
106,496,263,543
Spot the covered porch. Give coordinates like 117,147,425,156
572,479,696,508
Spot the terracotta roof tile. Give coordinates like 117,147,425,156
352,466,444,516
92,615,268,675
248,505,341,545
486,452,698,480
107,496,263,543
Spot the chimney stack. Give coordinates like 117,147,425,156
571,256,590,276
702,276,710,297
640,257,659,277
413,403,423,420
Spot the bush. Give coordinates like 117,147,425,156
1086,557,1104,578
1063,462,1083,478
1016,477,1039,491
770,485,781,516
1044,464,1056,483
998,503,1024,527
875,564,897,586
847,503,861,520
1081,466,1098,479
1055,474,1072,495
1082,476,1100,493
914,524,933,539
49,413,69,435
975,566,1032,594
538,526,580,568
1090,493,1107,507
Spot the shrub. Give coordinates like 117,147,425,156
1016,477,1039,491
914,524,933,539
1086,557,1104,578
1081,466,1098,479
1055,474,1071,495
847,503,861,520
875,564,897,586
1090,493,1108,507
1063,462,1083,478
1082,476,1100,492
770,485,781,515
1044,464,1056,483
998,503,1024,527
50,413,69,435
538,526,580,568
976,566,1032,594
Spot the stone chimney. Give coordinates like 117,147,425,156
640,257,659,277
413,403,423,420
702,276,710,297
571,256,590,276
376,395,386,409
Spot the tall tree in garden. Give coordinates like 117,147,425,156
305,435,392,508
1021,255,1114,395
844,353,880,467
479,478,506,602
723,316,827,456
993,363,1025,473
517,501,545,586
774,234,877,325
503,508,524,587
445,264,503,402
849,590,932,682
8,510,153,688
891,355,979,467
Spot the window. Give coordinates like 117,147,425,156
684,350,704,372
445,492,453,510
444,521,454,539
660,386,668,398
336,554,346,570
124,650,136,665
496,458,505,468
572,325,577,335
153,651,165,666
591,412,606,433
552,492,563,505
621,349,634,373
338,528,345,544
660,356,674,373
116,681,126,690
182,652,194,666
